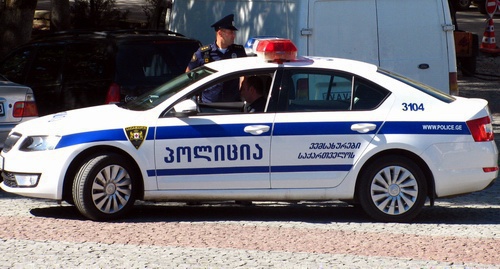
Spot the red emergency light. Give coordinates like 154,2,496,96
254,39,297,63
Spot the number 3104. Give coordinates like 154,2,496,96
402,103,424,111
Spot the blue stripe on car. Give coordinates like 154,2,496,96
154,123,267,139
147,164,352,177
379,122,470,135
55,129,128,149
272,122,382,135
54,121,470,149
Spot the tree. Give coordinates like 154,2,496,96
142,0,170,29
0,0,38,59
70,0,129,29
51,0,70,32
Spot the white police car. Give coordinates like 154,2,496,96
0,39,497,222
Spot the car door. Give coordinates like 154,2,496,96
270,68,391,188
154,71,276,190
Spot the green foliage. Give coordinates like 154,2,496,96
70,0,129,29
142,0,171,29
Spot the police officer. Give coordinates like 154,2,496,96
186,14,247,103
240,76,266,113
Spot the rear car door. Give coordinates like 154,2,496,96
270,68,392,188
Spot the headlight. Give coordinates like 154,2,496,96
19,135,61,151
2,132,22,153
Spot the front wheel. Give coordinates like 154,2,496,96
73,153,138,221
358,155,427,222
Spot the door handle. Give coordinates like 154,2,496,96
351,123,377,133
244,125,270,135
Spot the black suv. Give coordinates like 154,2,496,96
0,30,200,116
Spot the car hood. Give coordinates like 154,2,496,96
12,104,149,137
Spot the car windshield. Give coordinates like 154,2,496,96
122,67,215,111
377,68,456,103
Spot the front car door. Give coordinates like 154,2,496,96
154,70,277,190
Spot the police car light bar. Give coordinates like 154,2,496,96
254,39,298,63
244,36,278,55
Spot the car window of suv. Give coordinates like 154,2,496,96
115,42,199,88
65,43,109,82
278,69,389,112
0,47,33,83
26,44,65,85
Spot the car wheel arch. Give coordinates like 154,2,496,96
353,149,435,206
62,145,144,204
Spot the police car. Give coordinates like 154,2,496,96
0,39,497,222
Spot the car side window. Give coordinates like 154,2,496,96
278,70,389,112
352,79,390,110
177,71,275,116
26,45,65,85
0,47,33,83
65,43,109,82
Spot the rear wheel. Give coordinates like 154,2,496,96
73,153,138,221
358,155,427,222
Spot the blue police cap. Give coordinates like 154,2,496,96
211,14,238,31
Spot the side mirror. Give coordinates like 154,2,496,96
173,99,198,117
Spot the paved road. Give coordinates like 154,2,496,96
0,179,498,268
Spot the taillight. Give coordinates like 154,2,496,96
483,167,499,173
105,83,121,104
466,116,494,142
13,102,38,118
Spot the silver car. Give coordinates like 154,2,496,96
0,75,38,149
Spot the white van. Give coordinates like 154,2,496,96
168,0,458,95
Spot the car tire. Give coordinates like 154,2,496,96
358,155,427,222
73,153,138,221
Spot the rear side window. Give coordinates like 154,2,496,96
0,47,33,83
26,45,65,85
278,69,390,112
115,41,199,87
378,68,455,103
64,43,109,82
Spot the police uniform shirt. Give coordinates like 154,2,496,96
247,96,267,113
188,43,247,103
188,42,247,71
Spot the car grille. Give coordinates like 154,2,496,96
1,172,18,188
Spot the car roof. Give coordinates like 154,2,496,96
204,55,380,75
28,30,200,44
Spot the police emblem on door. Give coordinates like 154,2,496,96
125,126,148,149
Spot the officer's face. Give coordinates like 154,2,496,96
240,80,250,101
219,29,236,43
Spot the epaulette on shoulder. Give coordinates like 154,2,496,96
232,44,244,49
200,45,211,52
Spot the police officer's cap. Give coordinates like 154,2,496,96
211,14,238,31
